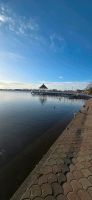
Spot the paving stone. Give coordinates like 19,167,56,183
81,169,92,177
42,166,53,174
62,164,70,174
47,159,57,165
75,162,84,170
79,178,92,189
70,180,82,192
41,183,52,198
87,187,92,197
72,158,77,164
88,176,92,184
38,175,48,185
30,185,41,199
47,173,57,184
72,170,83,180
77,157,86,163
90,160,92,165
52,165,62,174
67,192,80,200
85,155,91,161
56,194,68,200
29,177,38,187
56,159,64,165
63,182,73,195
78,189,92,200
52,182,63,196
57,173,66,184
44,195,56,200
84,161,91,168
69,164,75,172
67,152,74,159
65,158,71,165
67,172,74,182
89,167,92,173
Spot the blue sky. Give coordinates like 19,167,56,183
0,0,92,89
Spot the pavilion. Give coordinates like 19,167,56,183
39,84,48,90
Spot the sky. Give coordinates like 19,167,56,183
0,0,92,90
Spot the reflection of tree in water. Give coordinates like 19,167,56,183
39,96,47,105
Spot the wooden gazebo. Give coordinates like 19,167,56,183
39,84,48,90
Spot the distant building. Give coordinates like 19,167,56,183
39,84,48,90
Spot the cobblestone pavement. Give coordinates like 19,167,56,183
11,99,92,200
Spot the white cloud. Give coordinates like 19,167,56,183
0,4,66,51
49,33,65,52
13,17,39,36
0,4,39,36
0,14,7,22
0,51,25,62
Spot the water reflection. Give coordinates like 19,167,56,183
39,96,47,105
0,92,85,199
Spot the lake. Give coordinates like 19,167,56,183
0,91,85,199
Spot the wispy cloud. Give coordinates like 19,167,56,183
0,51,25,62
0,14,8,22
0,4,66,52
0,3,39,36
49,33,66,52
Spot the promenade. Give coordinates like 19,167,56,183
11,98,92,200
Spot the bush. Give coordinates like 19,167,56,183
88,88,92,94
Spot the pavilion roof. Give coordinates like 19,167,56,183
39,84,48,89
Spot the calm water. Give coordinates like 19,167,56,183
0,91,85,199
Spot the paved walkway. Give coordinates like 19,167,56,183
11,99,92,200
